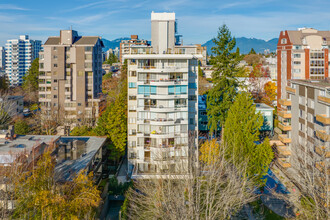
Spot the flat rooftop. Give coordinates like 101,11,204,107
255,103,274,111
290,78,330,89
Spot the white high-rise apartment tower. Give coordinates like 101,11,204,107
5,35,42,86
125,12,201,178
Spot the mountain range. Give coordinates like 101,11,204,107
102,37,279,54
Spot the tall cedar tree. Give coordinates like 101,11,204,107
22,58,39,92
207,25,242,135
223,92,274,185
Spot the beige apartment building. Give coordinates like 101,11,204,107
275,79,329,204
277,28,330,109
120,35,148,64
38,30,104,125
125,12,202,178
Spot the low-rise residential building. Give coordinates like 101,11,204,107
201,65,213,79
195,44,207,66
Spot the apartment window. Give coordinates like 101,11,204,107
129,82,136,88
189,83,197,89
138,85,157,95
129,96,137,100
293,61,301,65
281,38,287,44
310,99,315,108
189,95,197,101
84,62,92,68
53,47,57,51
53,63,58,67
53,86,57,91
86,71,93,76
168,85,187,95
53,55,57,59
201,111,207,116
66,71,71,76
299,109,303,118
130,71,137,77
85,54,92,60
53,95,57,99
320,90,326,96
40,63,44,69
293,54,301,58
299,122,303,131
54,79,58,83
85,46,92,52
65,95,70,100
128,117,136,124
77,103,82,106
78,70,84,76
53,71,57,76
293,69,301,73
299,96,304,104
53,103,57,107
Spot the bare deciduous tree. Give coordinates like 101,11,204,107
272,141,329,219
0,92,17,129
123,141,259,219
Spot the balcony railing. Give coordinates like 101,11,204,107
315,162,330,175
278,99,292,106
278,122,292,131
315,130,330,142
315,146,330,158
277,158,291,168
316,114,330,125
318,95,330,104
278,110,292,119
286,86,296,94
276,146,291,158
279,134,291,144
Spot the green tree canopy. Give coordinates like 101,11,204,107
14,119,30,135
249,48,256,54
22,58,39,92
104,53,119,65
207,24,242,134
223,92,274,185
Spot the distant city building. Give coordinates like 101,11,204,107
5,35,42,86
125,12,202,178
264,56,277,80
0,47,5,70
120,35,148,64
38,30,104,126
195,44,208,66
201,65,213,79
277,28,330,109
274,78,330,193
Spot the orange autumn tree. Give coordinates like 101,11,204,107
199,139,221,165
13,150,101,219
263,81,277,105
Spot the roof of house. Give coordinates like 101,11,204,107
44,36,103,46
287,29,330,45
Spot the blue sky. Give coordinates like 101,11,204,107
0,0,330,45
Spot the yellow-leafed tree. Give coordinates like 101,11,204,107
12,150,101,219
199,139,221,165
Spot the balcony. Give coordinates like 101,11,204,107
316,114,330,125
315,130,330,142
279,134,291,143
315,162,330,175
318,96,330,104
278,122,292,131
277,158,291,168
278,99,292,106
315,146,330,158
286,86,296,94
277,146,291,158
278,110,292,119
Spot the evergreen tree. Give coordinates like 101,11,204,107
223,92,273,185
249,48,256,54
0,76,9,91
14,119,30,135
207,25,242,134
104,53,119,65
22,58,39,92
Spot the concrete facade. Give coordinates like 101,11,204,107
120,35,148,64
125,12,202,178
277,28,330,109
38,30,104,126
5,35,42,86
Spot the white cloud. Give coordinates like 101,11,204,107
0,4,29,11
